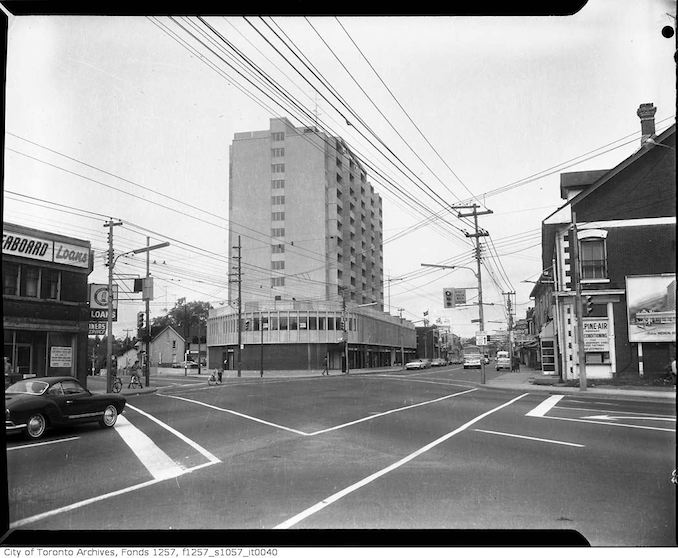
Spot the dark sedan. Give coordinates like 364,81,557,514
5,376,126,440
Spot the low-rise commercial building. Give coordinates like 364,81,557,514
3,222,93,385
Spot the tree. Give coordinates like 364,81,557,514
150,299,212,342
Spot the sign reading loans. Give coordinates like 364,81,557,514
3,230,90,269
626,274,676,343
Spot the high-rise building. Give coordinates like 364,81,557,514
228,117,384,308
207,118,414,373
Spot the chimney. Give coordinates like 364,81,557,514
637,102,657,144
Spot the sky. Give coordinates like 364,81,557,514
2,1,676,339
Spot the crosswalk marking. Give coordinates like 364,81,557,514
526,394,563,417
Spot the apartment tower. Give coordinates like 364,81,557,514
228,117,384,308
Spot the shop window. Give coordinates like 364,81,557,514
61,271,86,302
3,262,18,295
269,316,279,330
327,316,335,330
20,266,40,298
585,352,610,364
318,316,326,330
289,315,298,330
279,315,289,330
309,316,317,330
41,269,60,300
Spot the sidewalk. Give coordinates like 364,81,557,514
87,365,675,402
483,366,676,402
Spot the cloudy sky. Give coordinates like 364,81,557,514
3,1,676,338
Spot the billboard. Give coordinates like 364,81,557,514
583,318,610,352
626,274,676,343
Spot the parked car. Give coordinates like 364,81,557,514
172,360,199,368
496,351,511,370
405,359,428,370
5,376,126,440
431,358,447,367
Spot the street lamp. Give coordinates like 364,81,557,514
105,240,169,392
421,262,486,385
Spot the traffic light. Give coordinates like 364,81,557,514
137,311,145,330
443,289,454,308
244,320,250,331
585,295,594,315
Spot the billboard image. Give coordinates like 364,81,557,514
626,274,676,343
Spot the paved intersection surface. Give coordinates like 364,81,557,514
5,365,676,545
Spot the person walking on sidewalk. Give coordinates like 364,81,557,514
511,353,521,373
322,356,329,376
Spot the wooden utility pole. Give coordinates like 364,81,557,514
571,210,587,391
104,219,122,393
234,236,242,378
398,307,405,368
456,204,492,385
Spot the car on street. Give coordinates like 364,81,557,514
431,358,447,367
405,359,429,369
463,352,482,369
496,351,511,370
5,376,126,440
172,360,199,368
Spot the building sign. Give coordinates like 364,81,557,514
626,274,676,343
583,318,610,352
476,332,487,346
90,309,118,321
50,346,73,368
3,231,90,268
88,322,107,336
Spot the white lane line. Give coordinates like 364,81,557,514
160,394,309,436
472,429,585,448
114,415,184,481
126,403,220,463
7,436,80,451
308,388,478,435
555,406,676,418
526,395,563,417
274,392,529,529
8,460,215,530
163,388,478,437
374,374,477,387
539,415,675,433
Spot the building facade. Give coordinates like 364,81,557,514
211,118,415,371
148,326,186,367
228,117,384,307
3,222,93,385
533,105,676,382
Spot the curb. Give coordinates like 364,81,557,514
480,381,675,403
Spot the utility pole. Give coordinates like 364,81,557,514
398,307,405,368
456,204,492,385
234,236,242,378
341,287,349,374
503,291,515,353
145,237,151,386
104,219,122,393
571,210,587,391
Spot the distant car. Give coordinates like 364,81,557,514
496,351,511,370
463,353,482,369
172,360,199,368
405,359,428,370
483,356,490,365
431,358,447,367
449,357,463,365
5,376,126,440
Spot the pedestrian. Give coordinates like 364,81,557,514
322,356,329,376
219,358,226,383
511,353,521,373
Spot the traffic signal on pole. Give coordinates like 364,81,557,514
245,320,250,331
137,311,144,330
585,295,594,315
443,289,454,308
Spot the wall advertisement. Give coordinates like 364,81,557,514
626,274,676,343
583,318,610,352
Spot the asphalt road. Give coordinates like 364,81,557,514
5,365,676,545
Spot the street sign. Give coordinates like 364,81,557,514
89,308,118,322
476,332,488,346
88,322,107,336
443,287,467,308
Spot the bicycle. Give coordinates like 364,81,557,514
128,372,143,389
111,372,122,393
207,369,221,386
